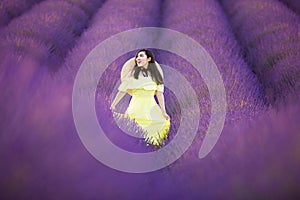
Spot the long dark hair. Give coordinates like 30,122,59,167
132,49,164,85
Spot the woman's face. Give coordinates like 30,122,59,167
136,51,151,68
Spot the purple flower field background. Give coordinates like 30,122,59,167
0,0,300,199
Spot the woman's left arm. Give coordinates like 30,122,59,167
156,91,170,120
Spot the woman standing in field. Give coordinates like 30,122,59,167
111,49,170,146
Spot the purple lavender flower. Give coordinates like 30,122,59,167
220,0,300,105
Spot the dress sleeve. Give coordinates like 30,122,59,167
118,79,129,92
157,84,164,92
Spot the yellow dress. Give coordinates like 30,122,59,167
117,75,170,146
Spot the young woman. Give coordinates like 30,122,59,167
110,49,170,146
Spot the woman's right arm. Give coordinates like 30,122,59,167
110,91,126,110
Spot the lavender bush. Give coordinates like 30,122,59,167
0,0,104,67
220,0,300,105
0,0,44,27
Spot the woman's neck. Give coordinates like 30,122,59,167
142,64,149,69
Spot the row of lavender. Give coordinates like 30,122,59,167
0,0,44,27
0,0,103,67
220,0,300,105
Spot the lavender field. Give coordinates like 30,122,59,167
0,0,300,199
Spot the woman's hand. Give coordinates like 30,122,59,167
110,91,126,111
162,111,170,120
110,104,116,111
